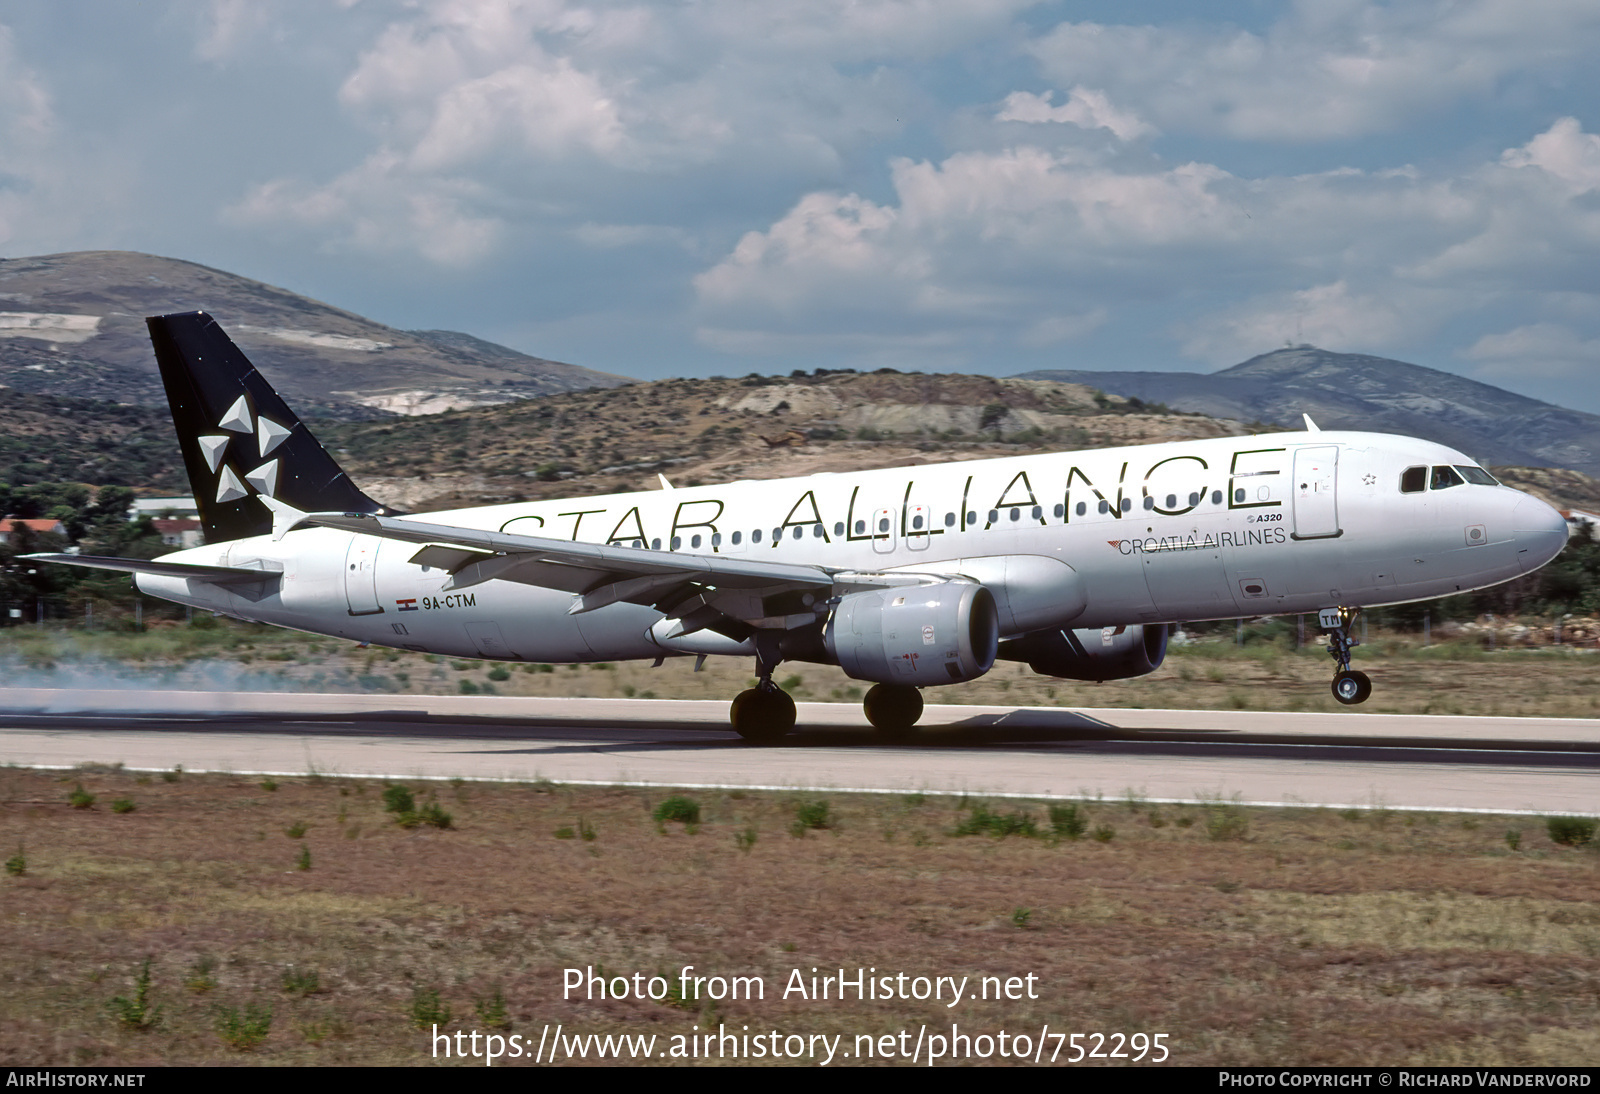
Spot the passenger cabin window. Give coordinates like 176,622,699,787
1430,465,1464,490
1457,465,1498,486
1400,466,1426,493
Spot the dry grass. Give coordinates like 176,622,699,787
3,767,1600,1066
6,624,1597,720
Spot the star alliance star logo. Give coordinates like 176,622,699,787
197,394,292,505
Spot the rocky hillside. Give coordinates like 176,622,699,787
3,363,1598,518
1021,346,1600,477
319,370,1248,511
0,251,629,418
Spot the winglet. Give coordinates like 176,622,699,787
657,473,675,490
1303,413,1321,432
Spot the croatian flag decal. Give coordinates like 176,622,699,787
396,598,419,612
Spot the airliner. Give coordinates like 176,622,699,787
27,313,1571,742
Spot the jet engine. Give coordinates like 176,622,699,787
999,623,1169,682
823,581,999,686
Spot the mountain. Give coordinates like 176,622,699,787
0,251,630,418
1017,346,1600,477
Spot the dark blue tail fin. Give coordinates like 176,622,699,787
147,311,391,543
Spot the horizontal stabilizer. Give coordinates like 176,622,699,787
20,553,278,585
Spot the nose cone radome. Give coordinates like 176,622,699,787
1512,495,1570,574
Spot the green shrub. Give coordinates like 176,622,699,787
1505,829,1522,851
487,665,511,682
162,765,183,783
1204,801,1250,842
111,798,135,815
735,826,758,852
185,956,217,994
281,966,320,996
553,826,575,840
458,678,481,695
382,785,416,815
410,987,451,1029
215,1003,272,1050
475,987,510,1030
653,796,701,825
418,802,453,829
1547,816,1596,847
1209,806,1248,844
107,958,161,1030
954,806,1039,838
285,821,307,838
5,846,24,876
1091,824,1116,843
1048,803,1088,840
1011,907,1033,928
259,778,278,792
791,800,830,836
68,783,95,809
296,844,312,871
396,801,453,830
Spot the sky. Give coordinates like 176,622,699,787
2,1,1600,410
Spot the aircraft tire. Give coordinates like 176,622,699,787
730,686,796,744
1331,670,1372,706
863,683,924,738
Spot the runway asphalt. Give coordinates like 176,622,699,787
2,689,1597,815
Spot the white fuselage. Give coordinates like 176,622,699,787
134,430,1569,669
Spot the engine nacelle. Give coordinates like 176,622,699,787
999,623,1169,682
824,581,999,686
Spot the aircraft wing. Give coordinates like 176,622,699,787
299,513,841,634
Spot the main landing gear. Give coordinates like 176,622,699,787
1320,607,1372,706
730,637,796,745
863,683,923,740
728,639,928,744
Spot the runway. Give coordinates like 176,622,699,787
2,689,1598,815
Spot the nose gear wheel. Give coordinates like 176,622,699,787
1320,607,1371,705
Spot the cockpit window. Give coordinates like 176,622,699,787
1400,466,1426,493
1430,465,1464,490
1455,464,1498,486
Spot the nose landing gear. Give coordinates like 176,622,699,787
1320,607,1372,705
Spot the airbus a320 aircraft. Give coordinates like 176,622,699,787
29,313,1571,742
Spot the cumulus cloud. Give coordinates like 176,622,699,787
196,0,275,63
1463,322,1600,379
0,23,130,256
695,116,1600,369
997,88,1154,142
225,0,1040,264
1500,116,1600,194
1027,1,1600,141
229,153,500,267
1179,282,1424,365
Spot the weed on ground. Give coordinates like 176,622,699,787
3,770,1600,1065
